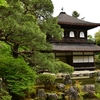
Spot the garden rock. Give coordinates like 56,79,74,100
56,83,65,92
97,72,100,77
67,86,78,100
38,89,46,100
63,74,72,85
89,73,94,78
83,85,95,97
47,93,58,100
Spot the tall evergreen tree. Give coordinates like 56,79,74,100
0,0,73,73
0,0,74,99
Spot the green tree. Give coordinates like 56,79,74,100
0,57,37,99
0,0,74,99
87,35,95,42
0,0,73,73
0,42,37,99
95,54,100,69
94,30,100,69
0,0,74,98
72,10,80,18
95,30,100,46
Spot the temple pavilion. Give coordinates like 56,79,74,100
49,12,100,70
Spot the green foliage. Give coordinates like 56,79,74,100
0,0,9,7
55,60,74,74
72,10,80,18
0,89,12,100
0,56,37,98
33,52,74,74
0,0,70,74
95,81,100,93
74,80,86,100
94,93,100,99
87,35,95,42
0,41,11,56
95,54,100,69
93,31,100,69
0,0,74,98
40,17,63,40
95,30,100,46
36,74,56,87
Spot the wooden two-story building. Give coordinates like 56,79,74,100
50,12,100,70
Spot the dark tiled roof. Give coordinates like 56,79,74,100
58,12,100,28
52,43,100,52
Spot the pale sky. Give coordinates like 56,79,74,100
51,0,100,37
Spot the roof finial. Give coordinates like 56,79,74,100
61,7,64,12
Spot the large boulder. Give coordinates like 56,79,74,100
66,86,78,100
83,84,95,98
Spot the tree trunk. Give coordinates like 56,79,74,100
12,44,19,58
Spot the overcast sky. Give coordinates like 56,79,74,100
51,0,100,37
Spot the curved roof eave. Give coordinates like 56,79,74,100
58,21,100,26
52,43,100,52
58,12,100,28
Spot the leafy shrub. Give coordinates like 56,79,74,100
36,74,56,87
54,60,74,74
0,57,37,99
0,89,12,100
